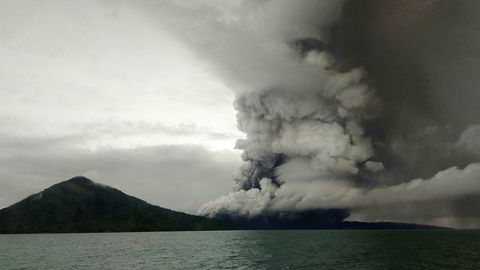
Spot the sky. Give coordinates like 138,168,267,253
0,0,243,213
2,0,480,229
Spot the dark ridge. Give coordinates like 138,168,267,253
214,210,449,230
338,221,448,230
216,209,350,230
0,176,232,233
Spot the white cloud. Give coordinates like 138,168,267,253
0,0,240,151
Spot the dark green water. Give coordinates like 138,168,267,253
1,230,479,269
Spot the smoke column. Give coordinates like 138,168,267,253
148,0,480,228
199,40,385,217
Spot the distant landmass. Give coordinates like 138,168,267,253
0,177,231,233
0,177,446,233
215,210,447,230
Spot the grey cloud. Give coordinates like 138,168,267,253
139,0,480,228
336,0,480,181
136,0,346,94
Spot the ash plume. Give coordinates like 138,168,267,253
151,0,480,228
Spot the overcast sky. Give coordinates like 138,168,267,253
0,0,244,212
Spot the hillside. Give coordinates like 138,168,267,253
0,177,231,233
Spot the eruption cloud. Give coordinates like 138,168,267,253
150,0,480,228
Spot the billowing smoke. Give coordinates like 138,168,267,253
199,45,383,217
148,0,480,228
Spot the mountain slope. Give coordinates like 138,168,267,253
0,176,231,233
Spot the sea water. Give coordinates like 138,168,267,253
1,230,479,270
